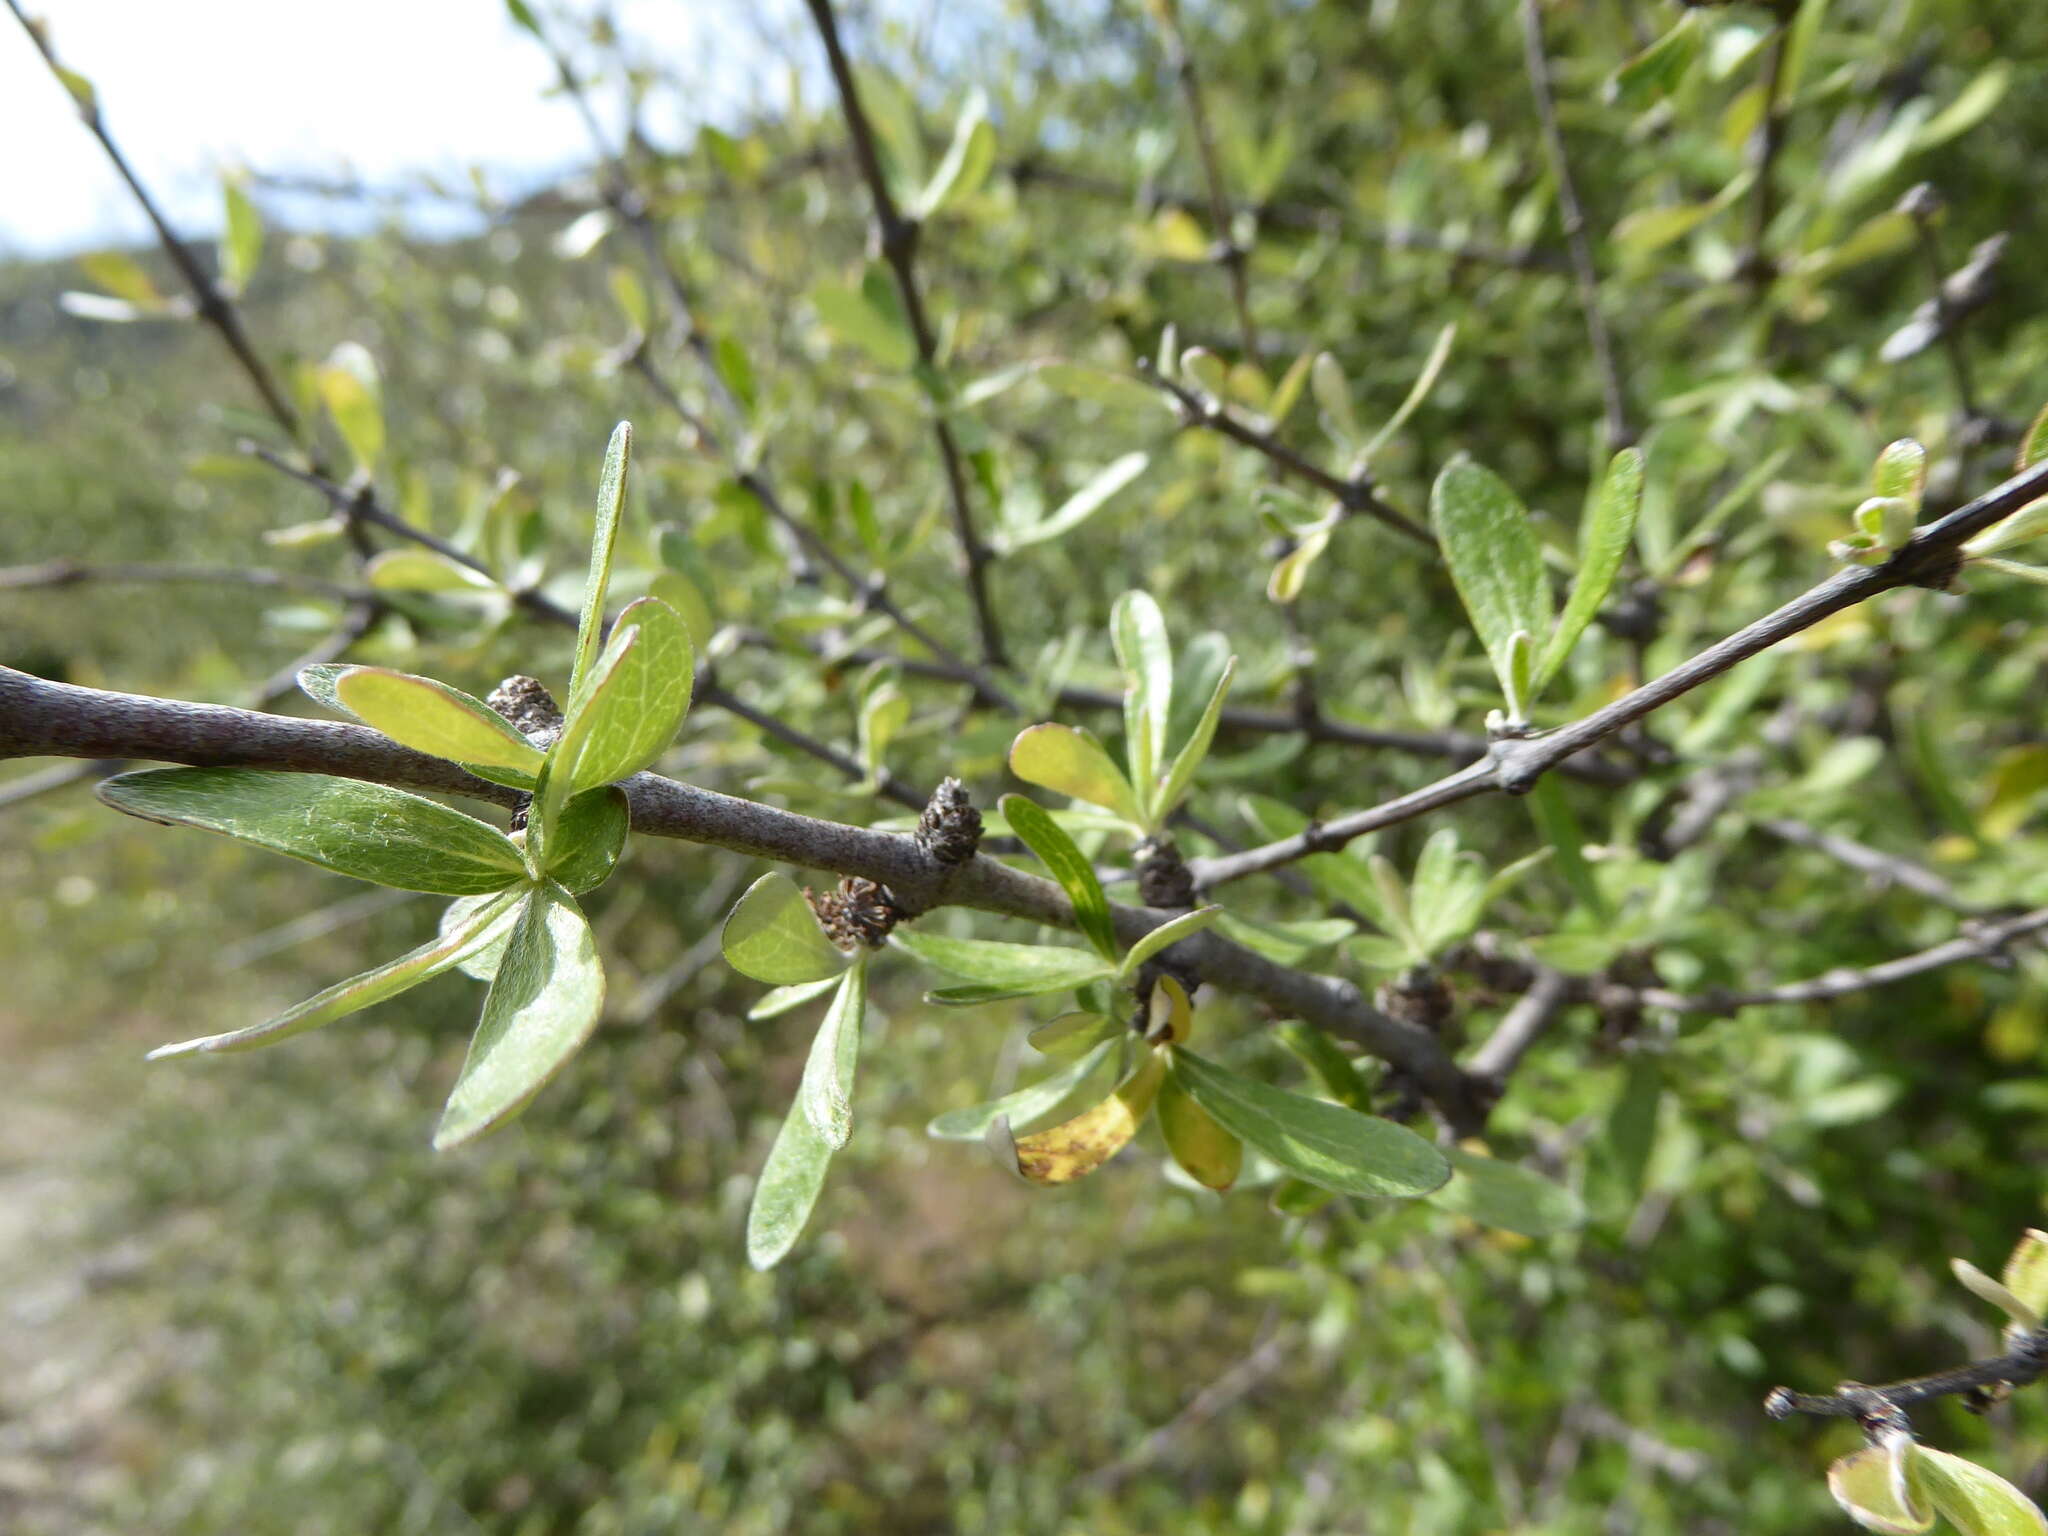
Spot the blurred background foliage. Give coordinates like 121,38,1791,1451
4,0,2048,1530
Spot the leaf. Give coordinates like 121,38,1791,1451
1169,1048,1449,1199
1009,723,1145,825
146,888,524,1059
1872,438,1928,505
1953,1259,2041,1330
440,891,524,981
999,793,1118,964
914,90,996,217
1272,1021,1372,1110
1830,1443,1933,1535
801,959,867,1148
1427,1146,1583,1236
722,873,847,984
570,421,634,702
1147,974,1195,1045
1606,12,1701,108
811,281,916,370
1010,1049,1166,1184
434,882,605,1149
1431,457,1552,705
1003,452,1149,550
2003,1229,2048,1320
1964,495,2048,558
1912,61,2012,152
1537,447,1644,690
316,342,385,473
552,596,695,800
1913,1446,2048,1536
97,767,525,895
544,787,629,894
334,668,547,777
1120,906,1222,978
221,176,263,290
748,975,844,1020
1268,524,1331,604
892,930,1114,996
1362,323,1457,461
79,250,163,308
746,1084,835,1270
1311,352,1358,445
1155,656,1237,819
1029,1012,1119,1060
1111,589,1174,813
1216,911,1354,965
928,1037,1118,1140
1036,362,1164,413
1157,1074,1242,1191
364,549,498,594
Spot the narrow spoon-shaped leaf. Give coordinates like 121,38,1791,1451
148,888,524,1059
1010,1048,1167,1184
801,958,867,1148
1111,590,1174,815
747,1088,834,1270
1537,446,1643,690
892,930,1114,994
722,873,848,984
434,882,605,1149
1008,723,1146,825
1169,1047,1449,1198
1154,656,1237,819
543,786,630,894
1119,905,1222,979
570,420,633,701
1000,793,1118,963
1427,1147,1584,1236
1430,456,1551,703
1157,1073,1242,1190
334,667,546,777
1913,1446,2048,1536
929,1037,1119,1141
1829,1442,1932,1535
98,768,525,895
553,595,695,802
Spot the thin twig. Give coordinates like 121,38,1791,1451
802,0,1008,666
1467,966,1573,1085
1766,1329,2048,1421
1188,453,2048,890
1140,362,1436,547
0,560,368,604
1519,0,1633,451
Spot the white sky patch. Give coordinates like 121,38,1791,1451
0,1,777,257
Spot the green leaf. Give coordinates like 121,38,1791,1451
221,176,263,290
1528,776,1609,920
97,767,525,895
434,882,605,1149
1008,723,1145,825
1119,906,1222,978
1829,1442,1933,1535
1273,1021,1372,1110
747,975,844,1020
1912,61,2013,152
1157,1074,1242,1190
503,0,542,34
892,930,1114,996
334,667,547,777
1537,447,1644,690
439,892,524,982
722,872,847,984
550,595,694,804
544,787,629,894
1361,323,1457,461
928,1037,1118,1140
1427,1146,1584,1236
1169,1048,1449,1199
1311,352,1358,445
1028,1012,1120,1060
801,958,867,1148
746,1084,835,1270
1872,438,1928,506
316,342,385,474
999,793,1118,964
1155,656,1237,819
1964,494,2048,558
1002,452,1149,551
146,888,524,1059
1037,361,1166,412
79,250,163,308
363,549,499,594
2003,1229,2048,1320
1431,457,1552,706
811,281,916,370
1267,524,1331,604
570,421,634,703
1952,1259,2041,1330
1606,11,1701,108
1913,1446,2047,1536
1111,589,1174,815
913,90,996,217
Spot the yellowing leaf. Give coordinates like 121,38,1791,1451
1158,1071,1241,1190
1011,1049,1165,1184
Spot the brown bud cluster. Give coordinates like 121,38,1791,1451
806,877,903,951
1135,835,1196,911
488,674,565,746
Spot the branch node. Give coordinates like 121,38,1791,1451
914,776,983,868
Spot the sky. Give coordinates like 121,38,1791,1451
0,1,769,257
